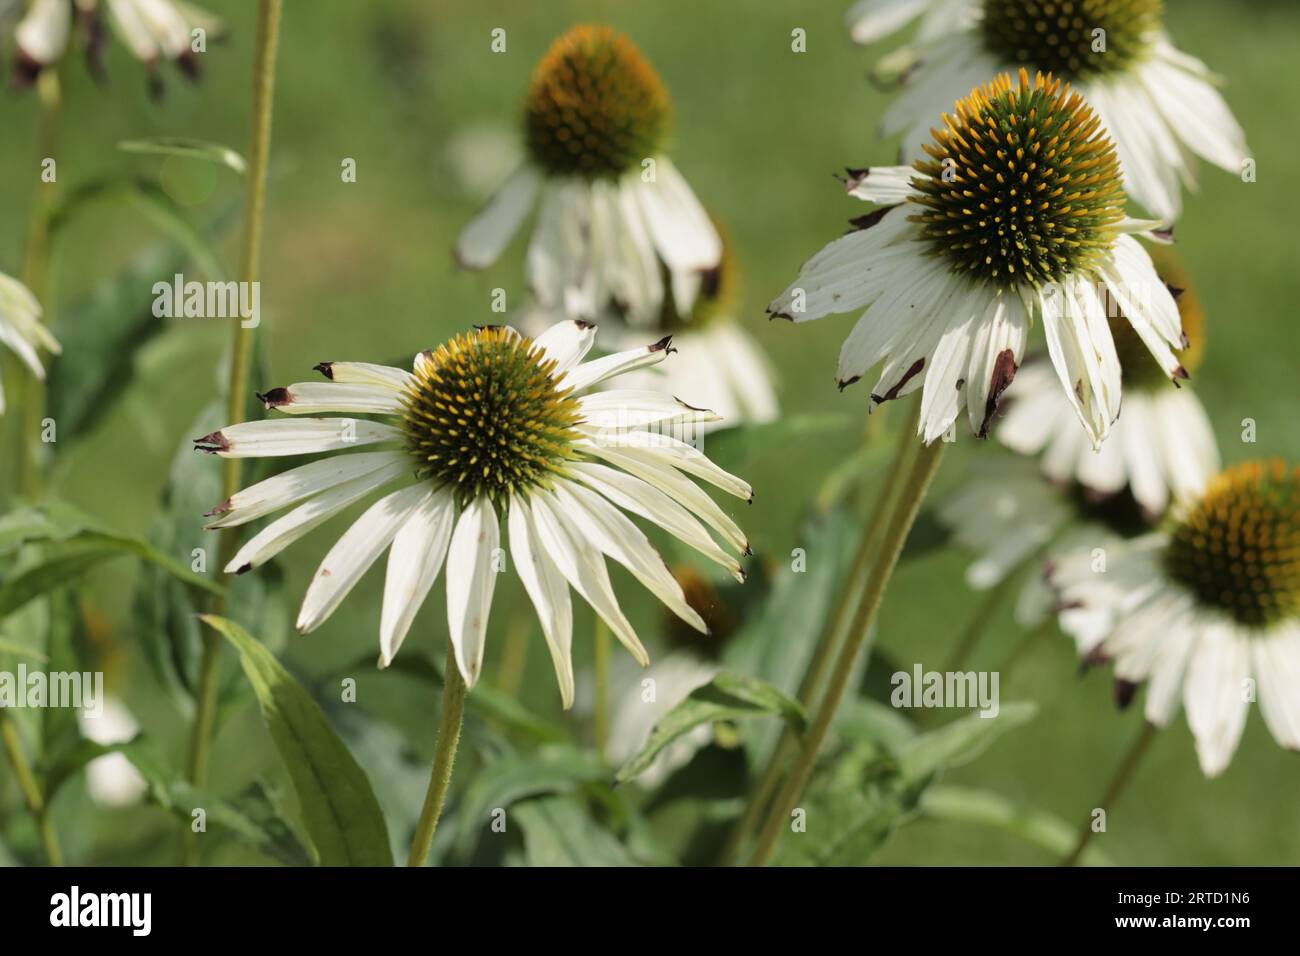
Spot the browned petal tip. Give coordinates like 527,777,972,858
257,387,293,409
848,207,890,233
1167,284,1185,301
1153,226,1174,242
838,375,861,392
839,167,870,191
204,498,233,518
234,563,252,576
978,349,1019,438
1173,365,1190,381
650,335,675,354
313,362,335,380
574,319,596,330
194,431,230,453
1114,678,1139,710
767,308,794,322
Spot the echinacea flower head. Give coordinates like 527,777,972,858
0,271,60,415
999,251,1218,517
769,70,1182,446
8,0,220,89
456,25,722,326
523,24,670,180
1051,460,1300,776
196,320,751,708
848,0,1249,222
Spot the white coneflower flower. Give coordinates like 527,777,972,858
0,271,60,415
1050,460,1300,776
195,320,751,709
847,0,1249,222
454,24,722,326
769,70,1183,447
9,0,221,88
1000,280,1217,517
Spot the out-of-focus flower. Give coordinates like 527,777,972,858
78,698,147,807
1050,460,1300,776
9,0,222,90
455,25,721,326
845,0,1249,222
0,271,60,415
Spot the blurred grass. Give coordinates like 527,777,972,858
1,0,1297,864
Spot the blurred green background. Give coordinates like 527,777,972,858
1,0,1297,865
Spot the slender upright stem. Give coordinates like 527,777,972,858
1062,720,1157,867
407,648,468,867
721,404,918,865
0,712,62,866
183,0,283,865
16,69,63,501
748,432,947,867
593,617,611,759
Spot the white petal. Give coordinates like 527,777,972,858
257,381,404,416
378,488,457,667
525,490,647,666
223,460,409,573
578,389,721,432
965,292,1028,438
845,0,929,44
314,361,412,391
1252,630,1300,753
197,418,403,458
1184,623,1252,777
568,461,744,580
842,165,920,204
15,0,71,65
552,480,707,634
531,318,596,373
589,429,751,501
635,157,721,278
508,496,575,707
454,164,541,269
561,336,675,393
297,483,429,634
206,450,410,529
445,495,500,687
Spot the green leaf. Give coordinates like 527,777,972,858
919,785,1114,866
773,704,1038,866
200,614,393,866
898,702,1037,784
160,782,315,867
615,673,805,784
0,524,222,620
454,746,607,860
118,137,248,175
0,637,45,661
512,796,638,867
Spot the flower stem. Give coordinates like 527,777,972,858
407,647,468,867
721,404,918,865
1062,720,1157,867
16,68,63,501
183,0,283,866
747,428,947,866
593,616,611,759
0,711,62,866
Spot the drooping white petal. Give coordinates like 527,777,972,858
197,418,403,458
1252,630,1300,753
635,157,722,283
578,440,748,554
296,483,429,634
553,480,708,634
577,389,721,432
454,164,541,270
444,495,500,687
568,460,744,581
15,0,72,65
378,488,457,667
845,0,929,44
1140,53,1249,175
206,450,410,529
223,460,409,573
589,429,752,501
508,495,575,707
527,181,598,319
525,490,647,666
1183,622,1252,777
